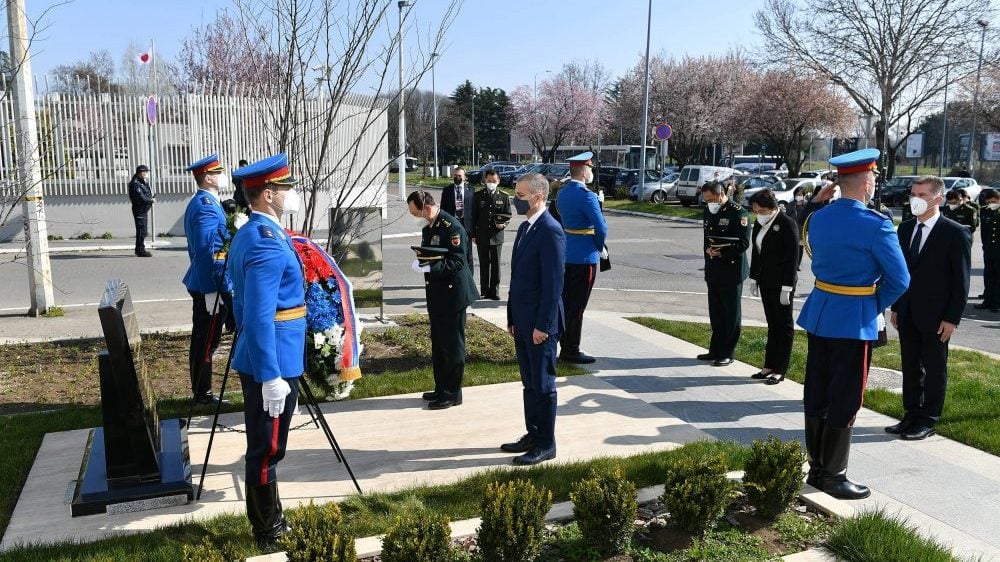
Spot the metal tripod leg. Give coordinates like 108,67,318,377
297,378,362,494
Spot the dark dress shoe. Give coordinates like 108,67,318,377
136,251,153,257
500,434,535,453
884,419,914,434
195,393,228,406
559,351,596,364
712,358,734,367
428,396,462,410
764,373,785,385
901,426,936,441
513,446,556,465
489,294,501,301
696,353,716,361
750,371,770,379
421,391,440,401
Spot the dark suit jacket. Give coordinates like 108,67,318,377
507,211,566,336
749,210,799,288
441,183,475,235
891,216,971,332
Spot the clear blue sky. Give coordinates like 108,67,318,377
24,0,765,93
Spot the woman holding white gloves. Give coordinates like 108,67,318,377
747,189,800,385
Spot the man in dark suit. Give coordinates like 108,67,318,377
889,176,971,440
441,166,475,272
502,172,566,466
748,189,799,385
471,169,511,300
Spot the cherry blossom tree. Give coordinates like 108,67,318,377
509,67,605,163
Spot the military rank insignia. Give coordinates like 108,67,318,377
259,225,275,238
202,196,212,205
740,217,748,227
451,234,461,247
431,235,440,245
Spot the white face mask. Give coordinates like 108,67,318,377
583,168,594,184
947,203,960,211
277,188,301,214
486,182,499,190
412,215,429,227
214,173,230,190
795,195,805,202
707,202,721,214
909,196,929,216
756,213,773,225
989,203,1000,211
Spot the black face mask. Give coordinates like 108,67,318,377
513,196,530,215
453,178,463,186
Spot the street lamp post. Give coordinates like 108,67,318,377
638,0,653,202
940,56,950,176
396,0,411,200
968,19,988,174
431,51,439,178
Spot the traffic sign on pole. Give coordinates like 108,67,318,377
654,123,672,141
146,96,157,125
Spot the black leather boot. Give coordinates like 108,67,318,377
819,427,870,500
803,416,825,488
247,480,290,550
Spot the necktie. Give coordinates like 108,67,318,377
909,222,924,262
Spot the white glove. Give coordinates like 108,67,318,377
411,259,423,273
261,377,291,418
780,287,792,306
204,292,218,314
749,281,759,297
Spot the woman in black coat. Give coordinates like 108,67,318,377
748,189,800,384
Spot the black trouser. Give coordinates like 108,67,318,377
239,374,299,486
560,263,597,354
984,252,999,307
188,290,231,399
803,334,871,428
706,281,743,359
133,212,148,254
898,314,949,426
477,242,501,297
429,308,467,399
514,328,559,450
760,284,793,374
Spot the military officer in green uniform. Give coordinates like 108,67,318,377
943,189,979,233
471,169,512,300
407,190,479,409
700,180,751,366
975,189,1000,312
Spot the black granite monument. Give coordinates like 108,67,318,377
71,280,194,516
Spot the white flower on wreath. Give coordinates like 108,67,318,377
234,213,249,230
313,331,327,349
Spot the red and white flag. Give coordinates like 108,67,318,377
137,52,151,65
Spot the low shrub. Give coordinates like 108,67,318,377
278,500,356,562
742,435,805,518
661,454,736,534
571,465,638,556
181,536,236,562
78,232,93,240
381,510,452,562
614,186,631,200
477,479,552,562
100,231,113,239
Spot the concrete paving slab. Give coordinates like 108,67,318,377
1,374,705,551
473,309,1000,562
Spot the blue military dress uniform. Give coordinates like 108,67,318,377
182,154,234,402
229,153,305,546
797,148,910,500
555,152,607,363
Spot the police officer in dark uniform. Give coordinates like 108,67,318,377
699,181,751,366
182,154,233,405
471,169,511,300
975,188,1000,312
943,190,979,233
127,165,154,257
407,191,478,409
229,153,304,549
798,148,909,499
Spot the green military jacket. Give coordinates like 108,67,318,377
982,207,1000,255
421,210,478,313
942,202,979,233
471,187,511,246
703,199,751,285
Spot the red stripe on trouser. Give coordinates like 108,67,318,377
260,416,280,485
850,341,871,427
202,312,218,364
581,264,595,319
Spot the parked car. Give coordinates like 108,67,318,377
942,177,981,203
675,165,737,206
630,172,680,203
879,175,918,207
500,164,542,187
742,178,820,211
740,174,782,191
544,163,571,183
799,169,832,179
467,163,519,185
597,166,625,190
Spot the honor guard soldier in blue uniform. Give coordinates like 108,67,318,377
182,154,233,405
229,153,305,549
556,152,607,364
798,148,909,500
407,190,479,410
700,180,751,366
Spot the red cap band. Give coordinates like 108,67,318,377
243,166,291,188
836,162,877,175
189,160,222,176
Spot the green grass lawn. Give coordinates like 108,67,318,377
389,172,454,189
629,318,1000,457
0,442,747,561
603,199,704,220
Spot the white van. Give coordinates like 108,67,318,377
675,165,737,207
